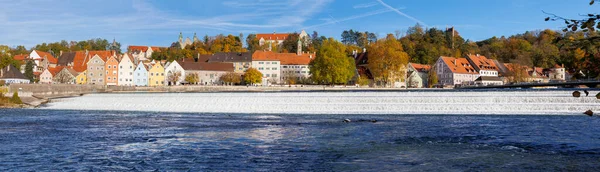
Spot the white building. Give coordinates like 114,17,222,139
251,51,281,85
118,54,135,86
164,60,185,85
0,65,30,84
257,30,309,47
435,56,479,87
465,54,503,86
406,63,431,88
547,64,566,82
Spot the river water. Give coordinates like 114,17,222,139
1,90,600,171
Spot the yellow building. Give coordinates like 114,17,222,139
76,70,87,85
148,62,165,86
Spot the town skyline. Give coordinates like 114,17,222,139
0,0,591,49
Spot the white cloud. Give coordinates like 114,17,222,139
303,8,393,29
353,2,378,9
375,0,427,27
0,0,334,48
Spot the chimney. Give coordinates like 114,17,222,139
363,48,366,53
309,55,313,59
476,54,480,57
60,51,63,56
453,59,457,66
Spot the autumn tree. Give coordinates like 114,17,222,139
185,72,199,85
309,38,356,85
368,34,409,87
167,71,182,85
220,72,241,85
243,68,263,85
427,68,438,88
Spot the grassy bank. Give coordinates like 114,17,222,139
0,87,24,108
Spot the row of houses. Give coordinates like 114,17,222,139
3,40,314,86
355,50,568,88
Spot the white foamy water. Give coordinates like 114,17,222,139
41,91,600,115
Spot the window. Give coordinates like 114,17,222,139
130,72,132,75
161,73,164,76
259,67,264,70
283,66,288,68
272,67,277,70
259,62,264,64
113,77,116,80
137,73,140,76
151,73,154,76
266,74,270,77
90,73,94,76
266,62,270,64
100,74,103,76
272,62,278,64
272,74,277,77
113,65,116,68
120,66,123,69
108,66,111,69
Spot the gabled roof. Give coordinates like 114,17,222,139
355,52,368,65
47,66,65,76
57,52,76,66
440,56,478,74
88,50,114,62
72,51,88,72
33,50,55,60
409,63,431,72
251,51,281,61
466,54,498,71
0,65,27,80
207,52,253,63
256,33,290,41
12,54,28,61
44,54,59,64
252,51,313,65
63,67,79,76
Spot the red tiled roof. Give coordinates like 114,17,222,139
252,51,314,65
47,66,65,76
256,33,290,41
13,54,28,61
34,50,55,60
466,54,498,71
410,63,431,72
440,56,478,74
129,45,164,53
45,55,58,64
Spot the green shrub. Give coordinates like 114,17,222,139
10,91,22,104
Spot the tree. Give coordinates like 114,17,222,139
10,91,22,104
0,53,20,69
185,72,199,85
244,68,263,85
368,34,409,87
282,33,303,53
309,38,356,85
53,70,74,84
283,71,299,85
167,71,182,85
427,68,438,88
220,72,242,85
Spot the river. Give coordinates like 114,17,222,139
1,90,599,171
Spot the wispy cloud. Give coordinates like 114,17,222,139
0,0,334,48
375,0,427,27
353,2,378,9
303,8,393,30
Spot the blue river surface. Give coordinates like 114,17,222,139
0,109,599,171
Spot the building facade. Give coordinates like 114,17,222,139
435,56,479,87
105,56,119,86
148,62,165,87
133,62,148,86
164,60,185,85
118,54,135,86
86,55,106,85
407,63,431,88
251,51,281,85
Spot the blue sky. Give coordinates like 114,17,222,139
0,0,594,49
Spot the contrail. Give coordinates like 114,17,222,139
376,0,428,26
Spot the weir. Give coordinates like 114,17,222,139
41,91,600,115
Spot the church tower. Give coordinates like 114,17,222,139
297,39,302,55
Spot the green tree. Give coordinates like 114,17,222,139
281,33,302,53
246,34,261,53
11,91,22,104
309,38,356,85
368,34,410,87
244,68,263,85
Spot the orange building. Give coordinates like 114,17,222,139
105,56,119,86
